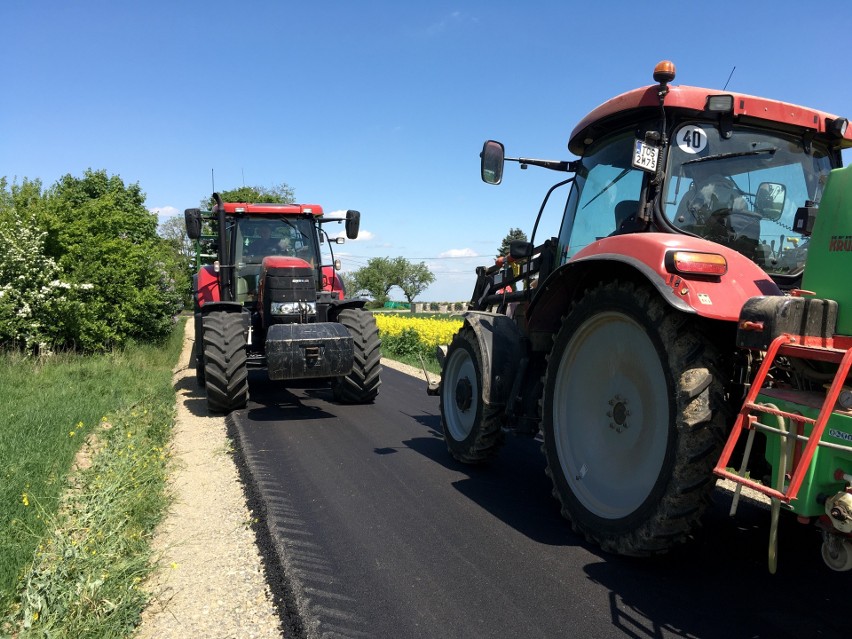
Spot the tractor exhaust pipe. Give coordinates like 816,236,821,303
212,192,233,301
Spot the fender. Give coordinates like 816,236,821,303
321,265,346,294
529,233,782,334
459,311,524,407
326,298,368,322
195,265,220,307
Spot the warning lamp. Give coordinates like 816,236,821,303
666,251,727,276
653,60,676,85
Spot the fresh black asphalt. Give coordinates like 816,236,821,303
227,367,848,639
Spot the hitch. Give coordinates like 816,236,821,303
422,352,440,396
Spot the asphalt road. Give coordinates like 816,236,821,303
228,366,849,639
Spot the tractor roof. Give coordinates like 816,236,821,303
568,83,852,156
218,202,324,216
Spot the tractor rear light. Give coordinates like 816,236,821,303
666,251,727,276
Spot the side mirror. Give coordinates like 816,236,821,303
755,182,786,221
184,208,201,240
509,239,533,260
481,140,505,185
345,209,360,239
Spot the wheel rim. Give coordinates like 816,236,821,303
443,345,479,442
551,310,669,519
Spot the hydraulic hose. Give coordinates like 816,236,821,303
767,405,792,575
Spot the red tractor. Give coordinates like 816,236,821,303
435,60,852,568
185,194,381,413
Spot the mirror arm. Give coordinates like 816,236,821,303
507,157,578,173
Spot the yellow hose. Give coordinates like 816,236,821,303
730,426,757,517
767,406,792,575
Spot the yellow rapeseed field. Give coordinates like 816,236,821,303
374,314,463,349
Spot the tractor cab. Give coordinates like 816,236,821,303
233,215,321,305
481,61,852,293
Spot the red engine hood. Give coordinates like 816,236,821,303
261,255,313,269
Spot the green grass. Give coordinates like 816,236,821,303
1,321,185,637
384,350,443,376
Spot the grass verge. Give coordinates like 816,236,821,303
384,351,442,376
1,320,185,637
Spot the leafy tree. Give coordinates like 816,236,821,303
351,257,435,306
202,183,295,208
351,256,407,307
398,261,435,304
338,271,359,298
497,227,528,258
159,215,194,261
159,215,196,306
3,169,187,352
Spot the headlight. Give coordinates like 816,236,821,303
270,301,317,316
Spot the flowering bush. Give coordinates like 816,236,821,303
374,314,462,359
0,208,88,352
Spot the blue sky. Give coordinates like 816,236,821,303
3,1,850,301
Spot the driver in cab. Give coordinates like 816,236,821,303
248,224,290,256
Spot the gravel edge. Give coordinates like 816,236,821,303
135,324,282,639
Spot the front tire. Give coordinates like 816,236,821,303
202,311,249,413
439,328,504,463
542,281,723,556
332,309,382,404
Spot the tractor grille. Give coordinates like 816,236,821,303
263,265,317,323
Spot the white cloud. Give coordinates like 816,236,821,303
324,210,374,242
332,228,375,242
438,247,478,258
150,206,180,224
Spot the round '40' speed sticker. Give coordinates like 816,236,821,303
676,125,708,154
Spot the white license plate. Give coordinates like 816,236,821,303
632,140,659,172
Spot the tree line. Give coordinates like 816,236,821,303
0,170,187,353
0,167,525,353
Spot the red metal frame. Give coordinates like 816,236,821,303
714,333,852,503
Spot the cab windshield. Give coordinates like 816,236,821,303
232,216,319,304
664,124,833,277
235,217,317,266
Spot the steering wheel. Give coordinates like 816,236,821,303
677,174,745,225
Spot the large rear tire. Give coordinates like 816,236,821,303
542,281,723,556
202,311,249,413
439,327,504,463
332,309,382,404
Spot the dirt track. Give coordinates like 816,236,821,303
135,324,282,639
